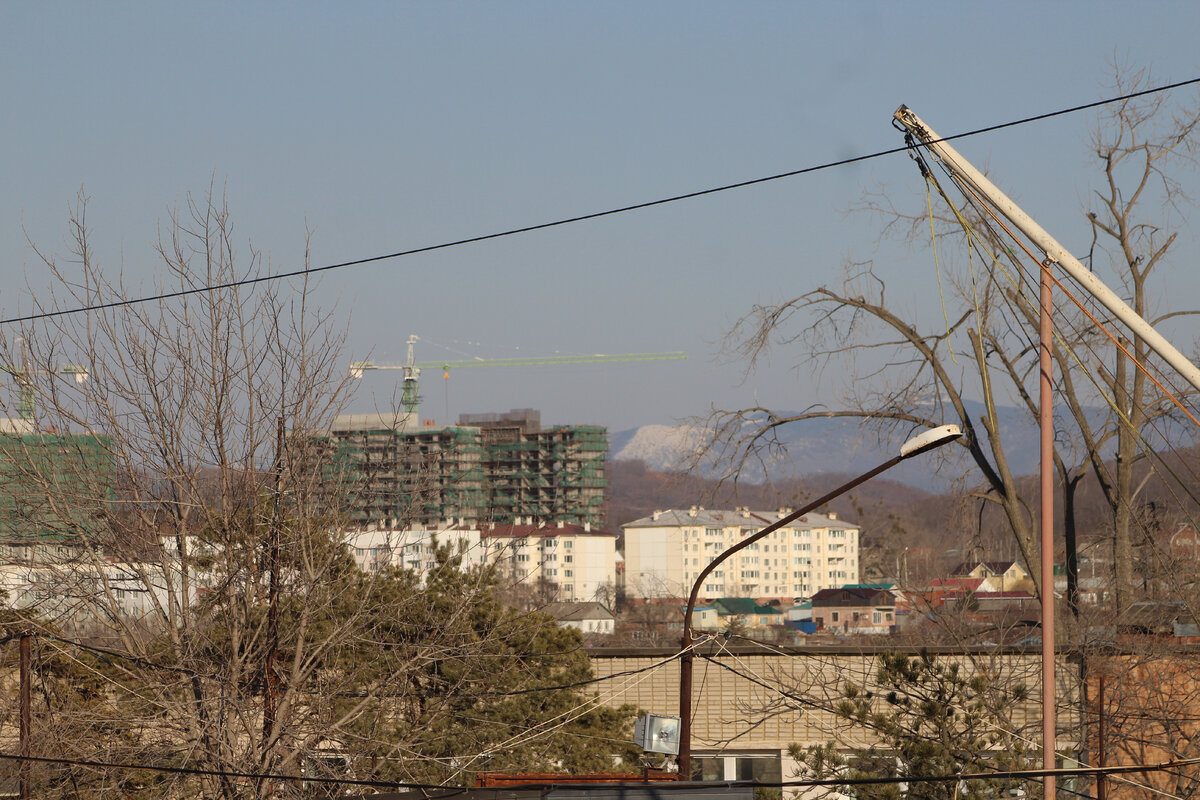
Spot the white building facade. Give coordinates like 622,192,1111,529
342,521,617,604
0,559,197,624
621,507,859,600
344,524,487,574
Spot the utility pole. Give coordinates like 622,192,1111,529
1038,255,1057,800
20,631,31,800
1096,676,1107,800
262,416,285,789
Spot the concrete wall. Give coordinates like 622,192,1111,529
589,645,1080,788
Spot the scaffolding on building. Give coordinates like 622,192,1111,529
320,410,607,529
0,431,114,549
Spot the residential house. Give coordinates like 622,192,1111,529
540,601,616,635
711,597,783,630
811,586,897,633
949,560,1034,593
1169,523,1200,559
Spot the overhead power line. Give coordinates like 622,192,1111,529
20,629,684,699
2,749,1198,792
3,75,1199,329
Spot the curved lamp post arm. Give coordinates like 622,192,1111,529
677,424,961,777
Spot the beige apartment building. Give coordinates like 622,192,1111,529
621,508,859,600
482,520,618,603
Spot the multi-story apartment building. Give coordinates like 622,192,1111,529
621,507,859,600
316,409,607,529
342,520,617,604
483,520,617,603
344,524,488,574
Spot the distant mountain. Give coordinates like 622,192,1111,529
610,400,1043,492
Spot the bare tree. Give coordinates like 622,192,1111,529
696,69,1200,610
0,188,636,798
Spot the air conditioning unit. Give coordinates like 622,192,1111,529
634,713,680,755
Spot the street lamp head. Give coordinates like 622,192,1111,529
899,424,962,459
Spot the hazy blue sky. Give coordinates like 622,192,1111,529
4,3,1200,432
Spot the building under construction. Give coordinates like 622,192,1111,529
0,422,114,554
319,409,607,529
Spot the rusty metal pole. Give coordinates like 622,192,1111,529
678,632,693,778
1096,676,1106,800
1039,260,1057,800
20,632,31,800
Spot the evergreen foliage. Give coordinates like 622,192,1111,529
791,652,1039,800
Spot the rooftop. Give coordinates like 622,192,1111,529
622,507,855,530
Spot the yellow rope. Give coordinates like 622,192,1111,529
927,166,1200,513
925,179,958,365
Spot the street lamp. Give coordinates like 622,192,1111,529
676,423,963,777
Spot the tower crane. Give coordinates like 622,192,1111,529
349,334,686,415
2,337,88,424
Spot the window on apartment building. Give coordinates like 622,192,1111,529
564,555,573,563
564,540,572,549
564,569,572,577
873,612,882,624
562,584,573,593
704,583,721,593
831,612,839,622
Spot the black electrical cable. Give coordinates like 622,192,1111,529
0,751,445,791
4,76,1198,328
1,750,1195,792
19,630,683,698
